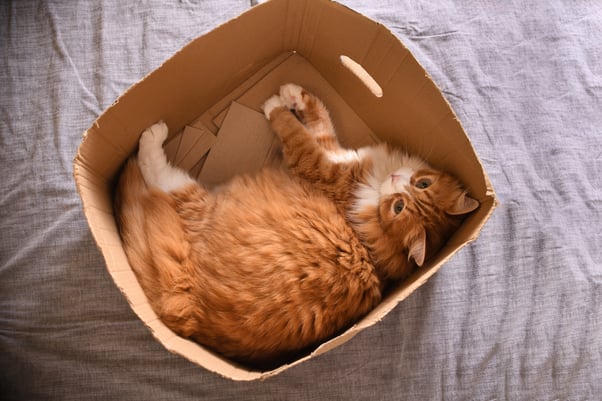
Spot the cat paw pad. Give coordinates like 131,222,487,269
140,121,168,146
262,95,285,119
279,83,306,111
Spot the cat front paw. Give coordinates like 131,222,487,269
279,83,306,111
262,95,285,120
140,121,168,147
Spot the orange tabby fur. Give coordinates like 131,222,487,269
114,83,478,368
265,84,479,284
115,159,381,368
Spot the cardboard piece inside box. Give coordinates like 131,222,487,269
74,0,496,381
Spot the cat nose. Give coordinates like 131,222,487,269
391,174,400,184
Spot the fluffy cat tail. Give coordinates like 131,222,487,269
114,158,192,306
114,158,160,299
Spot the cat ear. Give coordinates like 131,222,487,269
408,228,427,267
447,192,479,216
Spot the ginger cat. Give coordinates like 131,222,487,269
114,83,478,368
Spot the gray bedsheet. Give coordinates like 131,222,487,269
1,1,600,399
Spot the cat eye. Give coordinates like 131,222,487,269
415,178,432,189
393,199,405,214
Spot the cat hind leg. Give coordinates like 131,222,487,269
137,121,196,193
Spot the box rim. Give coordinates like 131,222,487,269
73,0,497,381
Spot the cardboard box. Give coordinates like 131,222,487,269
73,0,496,381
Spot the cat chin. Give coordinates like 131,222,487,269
360,143,430,183
351,143,432,216
379,166,415,196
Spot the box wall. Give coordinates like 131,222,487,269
74,0,496,381
285,0,491,202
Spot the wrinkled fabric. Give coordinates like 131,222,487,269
1,1,600,399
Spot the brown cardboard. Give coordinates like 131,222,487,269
73,0,496,381
197,102,277,187
163,133,182,165
193,52,294,133
201,52,378,149
175,126,216,173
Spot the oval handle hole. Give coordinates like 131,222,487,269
340,55,383,98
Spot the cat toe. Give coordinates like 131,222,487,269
141,121,168,145
150,121,169,142
279,83,306,111
262,95,285,119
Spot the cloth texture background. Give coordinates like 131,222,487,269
1,1,600,399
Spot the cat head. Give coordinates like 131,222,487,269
377,167,479,265
352,152,479,282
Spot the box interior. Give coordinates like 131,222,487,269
73,0,496,381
